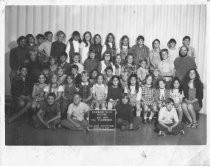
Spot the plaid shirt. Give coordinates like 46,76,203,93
78,82,92,100
141,85,155,105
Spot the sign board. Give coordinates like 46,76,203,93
89,109,116,130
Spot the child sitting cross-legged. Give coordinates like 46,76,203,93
61,92,89,132
33,93,61,129
157,98,184,136
116,94,139,131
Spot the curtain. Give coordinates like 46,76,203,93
5,5,207,113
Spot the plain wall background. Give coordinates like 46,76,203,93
5,5,207,113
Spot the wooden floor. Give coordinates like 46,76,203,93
5,114,206,145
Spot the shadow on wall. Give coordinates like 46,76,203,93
5,41,17,96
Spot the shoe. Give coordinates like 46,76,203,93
142,119,147,124
191,122,198,128
187,122,193,128
158,131,166,136
148,119,152,124
179,130,185,135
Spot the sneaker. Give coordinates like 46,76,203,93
179,130,185,135
158,131,166,136
187,122,193,128
191,122,198,128
142,119,147,124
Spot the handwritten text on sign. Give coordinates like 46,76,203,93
89,109,116,129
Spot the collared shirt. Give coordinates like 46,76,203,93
92,83,108,100
73,62,84,74
67,102,90,121
158,106,179,124
158,58,174,77
38,40,52,57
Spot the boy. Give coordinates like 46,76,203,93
157,98,184,136
58,52,71,75
72,53,84,74
71,64,82,88
131,35,150,67
182,36,195,59
104,66,113,86
116,94,137,131
9,36,28,82
38,31,53,63
33,93,61,129
8,66,32,123
78,71,92,105
61,92,89,131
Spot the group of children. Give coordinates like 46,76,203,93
8,30,203,136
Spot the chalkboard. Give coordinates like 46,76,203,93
89,109,116,130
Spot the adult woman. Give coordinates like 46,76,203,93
182,69,203,128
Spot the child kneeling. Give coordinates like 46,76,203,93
116,94,139,131
157,98,184,136
61,92,89,131
33,93,61,129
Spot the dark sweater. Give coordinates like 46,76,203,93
182,82,203,108
11,75,33,97
50,41,66,61
89,44,102,61
116,103,134,123
9,46,29,70
174,56,197,81
84,59,100,74
107,86,123,101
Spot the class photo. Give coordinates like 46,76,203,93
5,5,207,145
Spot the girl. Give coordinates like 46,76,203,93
61,75,78,118
80,31,92,63
167,38,179,65
137,59,149,82
49,57,58,76
50,30,66,62
170,77,184,122
152,68,161,88
89,69,99,85
43,74,64,104
92,74,108,109
90,34,103,61
122,54,137,77
26,34,36,51
158,49,174,88
99,51,115,74
149,39,161,71
57,67,67,86
102,33,116,60
116,94,136,131
84,49,100,74
72,53,84,74
114,54,123,76
154,79,170,110
31,74,47,111
65,31,82,63
104,66,114,86
141,75,157,124
124,74,142,117
182,69,203,128
120,71,129,90
107,76,123,109
118,35,132,64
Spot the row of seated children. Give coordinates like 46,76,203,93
9,61,203,134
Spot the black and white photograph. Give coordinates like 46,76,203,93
1,0,210,165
